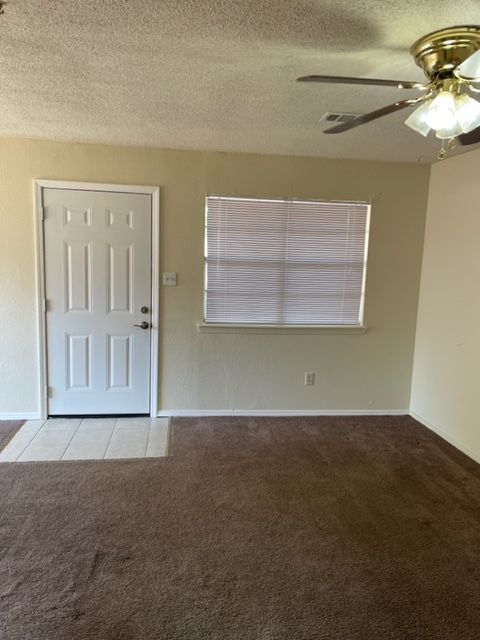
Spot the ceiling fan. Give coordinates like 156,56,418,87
298,26,480,158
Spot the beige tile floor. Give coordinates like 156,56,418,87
0,417,169,462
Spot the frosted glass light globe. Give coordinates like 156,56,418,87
425,92,457,130
405,100,432,136
455,93,480,133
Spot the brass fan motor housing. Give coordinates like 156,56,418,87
411,26,480,80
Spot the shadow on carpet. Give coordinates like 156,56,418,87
2,416,480,639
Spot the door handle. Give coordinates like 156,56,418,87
133,321,149,330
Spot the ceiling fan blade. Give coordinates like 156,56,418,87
454,49,480,81
297,75,424,89
457,126,480,145
323,98,424,134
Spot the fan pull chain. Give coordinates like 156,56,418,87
438,138,456,160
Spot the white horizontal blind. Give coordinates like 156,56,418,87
204,195,370,325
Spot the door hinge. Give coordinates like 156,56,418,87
40,206,45,221
43,298,48,312
44,385,49,399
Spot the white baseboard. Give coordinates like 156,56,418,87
158,409,409,417
410,411,480,465
0,412,41,421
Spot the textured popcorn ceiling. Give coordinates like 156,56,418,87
1,0,480,163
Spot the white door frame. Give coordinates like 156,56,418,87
34,179,160,420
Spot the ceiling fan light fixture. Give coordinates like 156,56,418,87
404,100,432,136
425,91,457,130
301,26,480,155
454,93,480,133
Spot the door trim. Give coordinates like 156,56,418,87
34,180,160,420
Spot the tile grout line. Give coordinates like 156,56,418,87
23,419,81,462
13,423,40,461
147,418,168,458
146,420,157,456
7,421,46,462
143,422,151,457
107,420,150,459
60,419,87,460
101,417,118,459
146,418,168,458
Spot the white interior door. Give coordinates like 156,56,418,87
43,188,152,415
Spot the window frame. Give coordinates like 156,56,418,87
199,194,370,334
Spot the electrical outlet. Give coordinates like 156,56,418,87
163,272,177,286
304,372,315,386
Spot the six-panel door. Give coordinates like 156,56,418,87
43,188,152,415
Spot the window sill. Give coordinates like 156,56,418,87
197,323,367,335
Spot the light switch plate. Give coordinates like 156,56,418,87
163,272,177,286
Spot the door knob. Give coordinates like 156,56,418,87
133,321,149,330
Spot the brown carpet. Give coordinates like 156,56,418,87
2,415,480,639
0,420,24,452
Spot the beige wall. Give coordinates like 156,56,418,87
0,137,430,417
411,147,480,460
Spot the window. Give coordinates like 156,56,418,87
203,195,370,328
